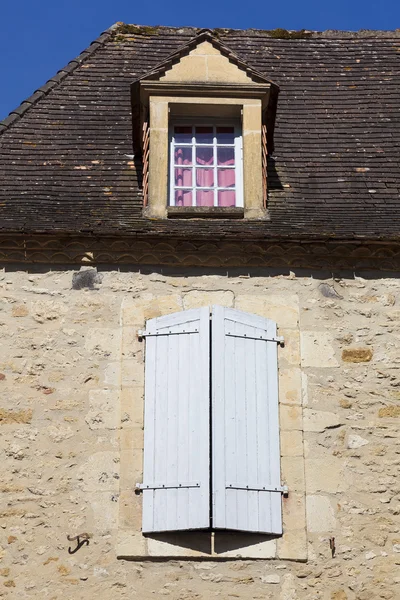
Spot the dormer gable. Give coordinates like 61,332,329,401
139,29,275,86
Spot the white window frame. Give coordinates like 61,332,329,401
168,119,243,208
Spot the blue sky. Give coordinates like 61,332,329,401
1,0,399,120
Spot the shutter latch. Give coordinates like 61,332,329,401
227,483,289,497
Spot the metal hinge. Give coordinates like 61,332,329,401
138,328,198,340
136,481,200,491
226,333,285,346
226,483,289,497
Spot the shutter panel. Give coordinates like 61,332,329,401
211,305,282,534
141,307,210,533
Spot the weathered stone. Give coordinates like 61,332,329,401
378,406,400,418
306,495,336,532
347,434,369,448
0,409,32,425
303,409,342,432
11,305,28,317
301,331,339,368
342,347,373,363
262,574,281,584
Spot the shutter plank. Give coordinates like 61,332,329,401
212,306,282,535
142,307,210,533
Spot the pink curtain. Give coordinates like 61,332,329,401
197,190,214,206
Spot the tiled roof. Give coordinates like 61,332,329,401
1,24,400,241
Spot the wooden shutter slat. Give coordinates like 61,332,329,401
211,305,282,535
142,307,210,533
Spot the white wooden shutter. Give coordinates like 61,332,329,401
211,305,282,534
141,307,210,533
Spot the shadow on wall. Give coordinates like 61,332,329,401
146,531,278,555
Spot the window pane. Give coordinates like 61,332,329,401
217,168,235,188
196,190,214,207
196,168,214,188
218,190,236,207
195,126,213,144
174,147,192,165
196,147,214,165
174,126,192,143
216,126,235,144
175,189,193,207
175,168,192,187
217,147,235,166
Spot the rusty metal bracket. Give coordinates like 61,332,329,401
67,533,90,554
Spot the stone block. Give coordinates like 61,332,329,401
301,331,339,367
120,386,144,427
87,491,119,533
306,495,336,533
118,489,142,530
342,347,373,363
119,449,143,490
84,328,121,358
103,362,121,386
280,330,301,366
378,406,400,418
277,528,307,562
119,428,144,451
121,359,144,387
282,493,306,530
279,404,303,431
303,409,342,432
279,368,302,405
85,389,119,430
305,458,345,494
0,408,33,425
117,530,147,557
215,537,276,559
280,430,304,457
78,452,119,493
183,290,233,309
281,457,306,492
235,295,299,329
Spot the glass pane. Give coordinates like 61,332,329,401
175,189,193,207
196,147,214,166
218,190,236,207
217,147,235,166
174,147,192,165
196,190,214,207
175,168,192,187
196,168,214,188
216,126,235,144
195,126,213,144
217,168,235,188
174,126,192,143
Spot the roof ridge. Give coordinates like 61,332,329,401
0,22,120,137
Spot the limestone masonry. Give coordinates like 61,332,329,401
1,265,399,599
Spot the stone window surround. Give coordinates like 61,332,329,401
143,94,269,221
117,294,307,560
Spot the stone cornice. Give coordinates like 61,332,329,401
1,235,400,271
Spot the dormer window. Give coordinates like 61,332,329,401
132,30,279,220
170,122,243,208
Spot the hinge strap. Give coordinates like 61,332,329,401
136,481,200,490
138,328,198,339
226,483,288,495
226,333,284,345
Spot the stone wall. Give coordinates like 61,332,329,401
1,265,399,599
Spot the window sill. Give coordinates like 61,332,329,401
167,207,244,219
